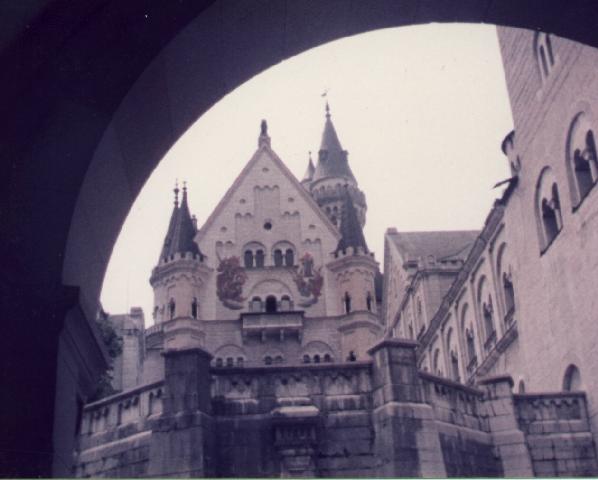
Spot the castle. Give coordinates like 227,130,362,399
75,28,598,478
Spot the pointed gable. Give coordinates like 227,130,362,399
197,125,340,247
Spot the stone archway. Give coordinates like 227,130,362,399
4,1,598,476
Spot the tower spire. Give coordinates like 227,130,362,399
159,181,202,261
335,190,369,255
174,179,180,207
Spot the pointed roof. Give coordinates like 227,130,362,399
197,121,341,242
159,183,202,260
386,230,479,262
301,152,315,183
335,190,368,254
312,103,356,183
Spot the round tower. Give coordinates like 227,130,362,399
307,103,367,228
327,192,382,361
147,183,212,360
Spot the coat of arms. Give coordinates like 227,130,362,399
292,252,323,307
216,256,247,310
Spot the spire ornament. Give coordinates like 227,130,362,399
258,119,271,148
174,179,180,207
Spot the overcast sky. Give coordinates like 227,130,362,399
101,23,514,324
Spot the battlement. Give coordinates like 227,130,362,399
157,251,205,266
331,245,375,259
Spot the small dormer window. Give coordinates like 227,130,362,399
366,292,373,312
284,249,294,267
274,249,283,267
244,250,254,268
255,249,265,268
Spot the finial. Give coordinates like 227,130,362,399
174,179,180,207
258,119,271,147
325,101,331,119
309,150,312,161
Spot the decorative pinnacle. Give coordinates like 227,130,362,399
309,150,312,161
260,119,268,136
174,179,180,207
325,101,331,119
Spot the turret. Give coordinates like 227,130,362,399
327,192,382,360
148,182,212,353
308,103,367,228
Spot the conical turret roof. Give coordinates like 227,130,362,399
301,152,315,183
159,183,202,261
335,190,368,254
312,103,356,183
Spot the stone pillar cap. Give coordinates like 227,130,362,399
367,338,419,356
477,374,514,388
162,346,213,360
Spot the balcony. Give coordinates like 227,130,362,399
241,311,304,342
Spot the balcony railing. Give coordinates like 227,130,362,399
241,311,304,341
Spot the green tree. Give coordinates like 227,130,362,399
90,309,123,401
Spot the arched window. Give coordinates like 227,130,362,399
284,249,294,267
483,298,495,343
265,295,277,313
343,292,352,313
280,295,291,311
536,168,563,251
168,298,175,320
313,354,321,364
274,355,284,365
215,358,223,368
324,354,332,363
236,357,244,367
466,329,476,365
191,297,198,319
303,354,311,364
347,351,357,362
534,32,555,82
244,250,254,268
255,249,265,268
226,357,234,367
518,380,526,394
366,292,373,312
567,114,598,207
273,249,283,267
264,356,273,366
433,348,442,376
503,272,515,317
250,296,262,312
450,351,460,382
416,297,424,329
563,364,582,391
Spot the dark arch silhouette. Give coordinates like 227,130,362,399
4,1,598,476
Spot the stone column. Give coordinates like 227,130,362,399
478,375,534,477
369,339,447,477
148,347,214,477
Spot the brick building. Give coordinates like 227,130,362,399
75,27,598,477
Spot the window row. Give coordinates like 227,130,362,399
342,291,374,313
535,115,598,253
249,295,293,313
244,246,295,268
153,297,199,320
